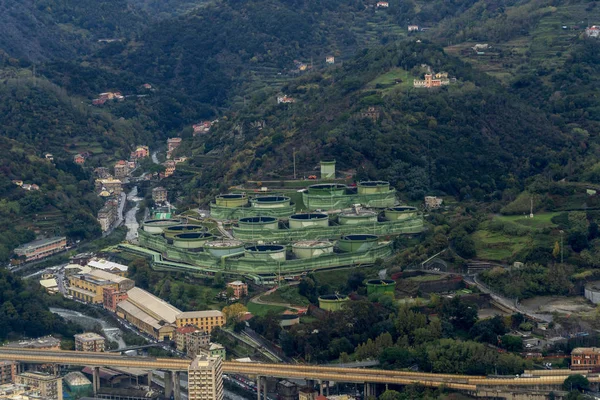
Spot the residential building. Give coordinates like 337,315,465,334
95,178,123,196
113,160,130,179
39,278,58,294
376,1,389,7
116,287,181,341
175,310,226,333
162,160,176,178
277,380,298,400
571,347,600,370
359,106,380,122
299,387,318,400
193,121,212,135
5,336,61,351
0,361,17,384
68,270,134,304
152,187,168,203
97,200,118,232
44,153,54,162
408,25,419,31
11,180,23,186
93,167,111,179
70,253,95,266
325,56,335,64
586,25,600,38
13,237,67,262
130,145,150,159
74,154,85,165
102,287,129,312
15,372,62,400
74,332,106,352
167,138,182,158
424,196,443,209
87,258,128,276
277,95,296,104
198,343,226,359
188,355,223,400
176,325,199,352
413,73,449,88
226,281,248,299
184,330,212,358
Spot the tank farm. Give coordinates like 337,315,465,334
122,171,424,284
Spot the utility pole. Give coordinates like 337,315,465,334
560,230,564,264
293,147,296,180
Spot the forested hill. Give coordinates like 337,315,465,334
0,0,147,61
190,41,576,200
125,0,208,18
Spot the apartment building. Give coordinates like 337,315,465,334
188,355,223,400
15,372,63,400
175,310,225,333
74,332,106,352
13,237,67,262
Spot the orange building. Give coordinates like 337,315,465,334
226,281,248,299
571,347,600,370
103,287,129,312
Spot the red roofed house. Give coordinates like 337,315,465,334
74,154,85,165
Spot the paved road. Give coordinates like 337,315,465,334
151,151,160,165
250,282,305,312
125,186,142,243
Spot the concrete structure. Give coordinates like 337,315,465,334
152,187,168,203
338,209,378,225
97,200,118,232
289,213,329,229
68,270,134,304
188,355,223,400
211,194,295,220
337,234,379,253
385,206,418,221
226,281,248,299
175,310,225,333
13,237,67,262
302,183,396,211
142,219,183,234
292,241,334,259
5,336,61,351
320,161,336,179
215,194,248,208
366,279,396,296
357,181,390,195
318,294,349,311
279,314,300,327
75,332,106,352
251,196,292,209
572,347,600,370
424,196,443,209
113,160,129,179
204,241,245,257
15,372,62,400
585,282,600,304
0,361,17,384
116,287,181,341
245,245,286,261
239,216,279,230
164,225,206,240
172,232,215,249
88,258,128,276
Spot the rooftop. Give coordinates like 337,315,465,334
126,287,182,324
189,354,220,369
17,371,60,381
4,336,60,349
75,332,105,342
572,347,600,354
14,237,66,251
117,299,164,331
88,258,128,272
64,372,92,386
39,278,58,288
89,269,131,284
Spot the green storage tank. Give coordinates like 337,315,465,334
215,193,248,207
245,244,287,261
172,232,215,249
143,219,183,234
366,279,396,296
385,206,418,221
358,181,390,194
318,294,349,311
238,216,279,230
251,196,291,209
320,160,336,179
307,183,347,196
163,224,206,239
338,210,378,225
337,234,378,252
288,213,329,229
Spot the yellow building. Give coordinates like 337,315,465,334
68,270,134,304
175,310,225,333
188,355,223,400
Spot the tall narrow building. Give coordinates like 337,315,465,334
188,355,223,400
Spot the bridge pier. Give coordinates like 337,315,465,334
147,371,153,389
174,371,181,400
164,371,173,399
257,376,262,400
319,379,323,396
364,382,376,399
263,376,267,399
92,367,100,394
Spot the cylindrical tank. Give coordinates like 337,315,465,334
204,240,245,257
292,241,334,259
338,210,378,225
385,206,418,220
143,219,183,234
357,181,390,194
366,279,396,296
337,234,378,252
318,294,349,311
279,314,300,327
320,160,336,179
308,183,347,196
238,216,279,230
288,213,329,229
215,193,248,207
163,224,206,239
244,245,286,261
172,232,215,249
251,196,291,209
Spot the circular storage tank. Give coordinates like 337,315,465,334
172,232,215,249
215,193,248,207
358,181,390,194
251,196,291,209
163,224,206,239
385,206,418,221
307,183,347,196
143,219,183,234
204,240,245,257
245,245,286,261
238,216,279,230
279,314,300,327
289,213,329,229
292,241,334,259
366,279,396,296
337,234,379,253
318,294,349,311
338,210,378,225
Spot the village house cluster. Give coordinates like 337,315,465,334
11,180,40,191
92,91,124,106
192,119,218,136
413,72,451,88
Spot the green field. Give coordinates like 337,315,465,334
406,274,445,282
495,212,560,229
471,230,531,261
261,285,310,306
367,68,413,91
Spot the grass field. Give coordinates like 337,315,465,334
367,68,413,91
246,302,287,316
495,212,560,229
471,230,531,261
261,285,310,306
406,274,445,282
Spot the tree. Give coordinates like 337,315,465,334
379,390,402,400
552,241,560,259
222,303,248,322
500,335,523,352
563,375,589,392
